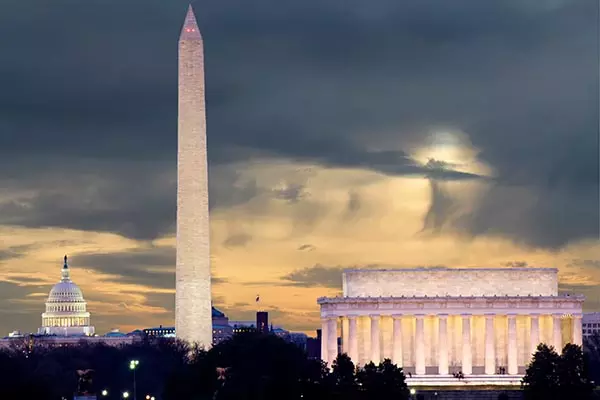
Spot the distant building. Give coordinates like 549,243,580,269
143,325,176,338
0,256,144,349
306,329,321,359
583,313,600,338
229,320,256,334
272,326,289,340
211,307,232,345
0,330,141,350
141,307,233,345
37,256,95,337
288,332,308,350
257,311,269,334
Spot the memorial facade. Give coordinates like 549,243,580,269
318,268,583,384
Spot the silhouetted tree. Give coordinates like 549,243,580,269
378,359,410,399
523,343,594,400
522,343,560,400
356,361,378,396
205,331,308,400
584,333,600,386
299,357,330,400
557,343,593,400
356,359,409,400
0,333,417,400
330,353,357,399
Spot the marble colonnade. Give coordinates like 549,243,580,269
319,296,584,376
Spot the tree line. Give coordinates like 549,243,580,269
0,332,411,400
523,343,593,400
0,331,598,400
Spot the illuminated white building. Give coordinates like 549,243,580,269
318,268,583,386
38,256,95,336
175,4,213,348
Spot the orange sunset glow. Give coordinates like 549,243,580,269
0,0,597,337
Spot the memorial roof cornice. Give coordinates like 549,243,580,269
343,267,559,273
317,294,584,304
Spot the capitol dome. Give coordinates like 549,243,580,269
38,256,95,336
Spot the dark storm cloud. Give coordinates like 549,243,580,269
297,244,316,252
421,180,456,233
144,292,175,315
222,233,252,248
282,265,343,289
504,261,530,268
0,160,176,240
0,281,49,334
559,283,600,313
0,160,260,240
568,259,600,269
282,264,376,289
75,247,176,289
346,191,361,215
273,183,308,203
282,263,458,289
0,245,35,262
0,0,596,247
74,247,228,289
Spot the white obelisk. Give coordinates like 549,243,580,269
176,4,212,348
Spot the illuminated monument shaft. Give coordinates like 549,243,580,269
176,5,212,347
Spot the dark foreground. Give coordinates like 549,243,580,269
0,332,599,400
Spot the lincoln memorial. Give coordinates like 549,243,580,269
318,268,583,386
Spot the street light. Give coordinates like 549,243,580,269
129,360,139,370
123,392,130,399
129,360,139,400
410,388,416,398
101,389,108,396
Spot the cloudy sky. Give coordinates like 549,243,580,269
0,0,598,335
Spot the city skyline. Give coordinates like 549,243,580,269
0,0,598,335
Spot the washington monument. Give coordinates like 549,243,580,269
176,5,212,347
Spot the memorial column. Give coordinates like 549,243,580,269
321,318,328,364
327,317,338,364
392,315,403,367
415,315,425,375
438,314,448,375
348,316,359,363
462,314,472,375
370,315,381,363
552,314,562,352
572,314,583,346
507,314,518,375
530,314,540,357
342,317,349,354
485,314,496,375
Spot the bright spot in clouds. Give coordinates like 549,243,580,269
412,130,494,177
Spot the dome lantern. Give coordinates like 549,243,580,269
61,254,70,281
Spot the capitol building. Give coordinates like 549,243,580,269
37,256,95,336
